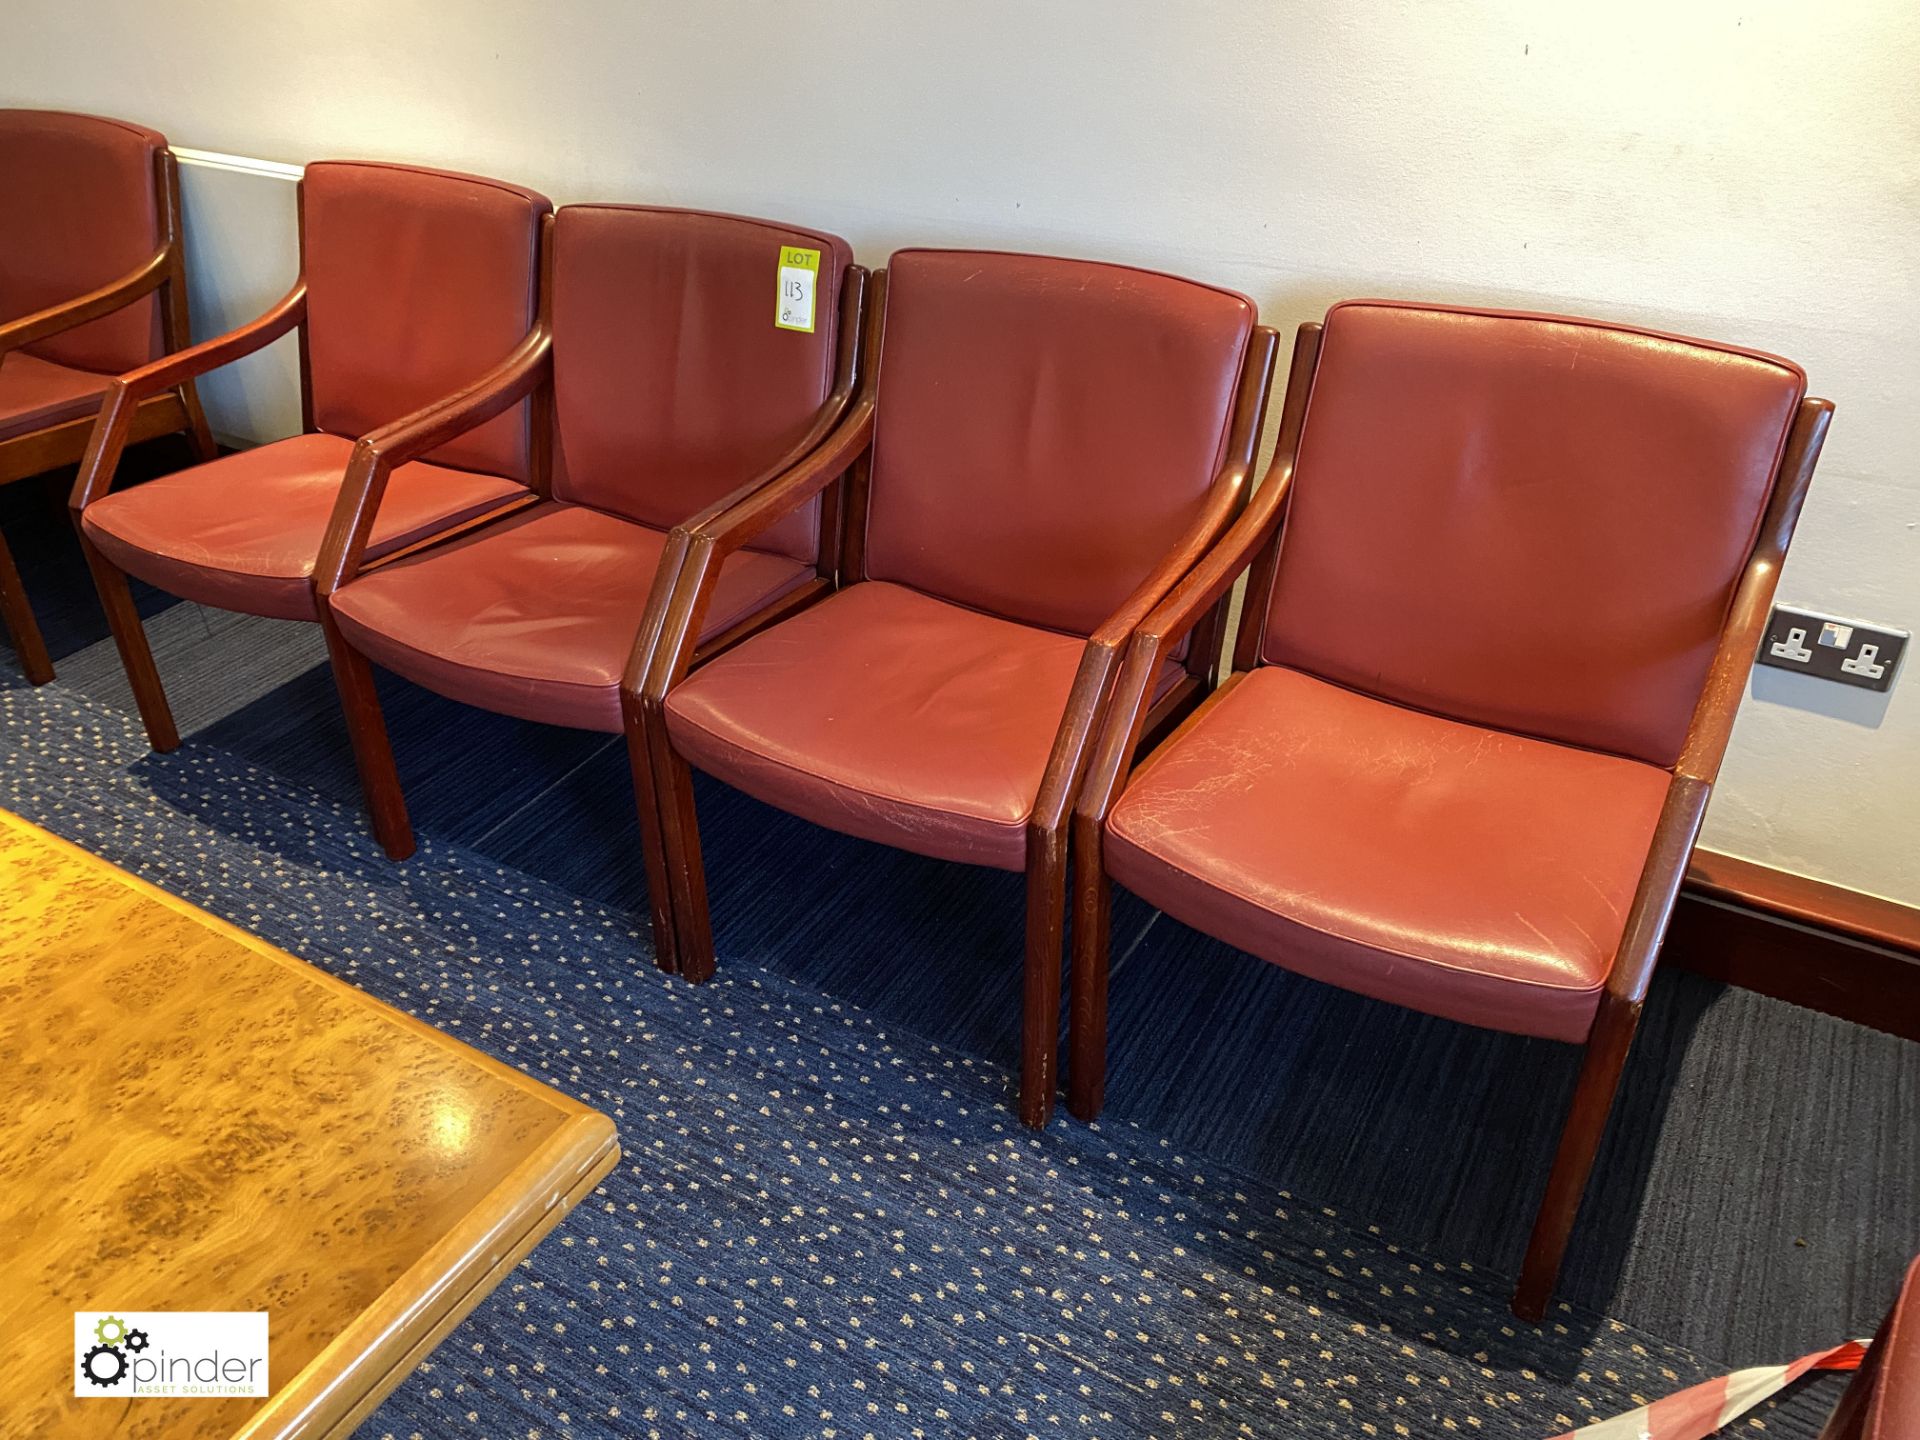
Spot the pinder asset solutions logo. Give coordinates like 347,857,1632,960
74,1312,268,1398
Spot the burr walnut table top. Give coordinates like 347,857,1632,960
0,808,620,1439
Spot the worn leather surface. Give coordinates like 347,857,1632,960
0,109,165,374
82,433,528,621
666,580,1092,870
329,501,812,733
1870,1254,1920,1440
1261,300,1804,766
1105,665,1672,1041
549,205,851,562
0,351,112,440
302,161,548,482
863,249,1253,637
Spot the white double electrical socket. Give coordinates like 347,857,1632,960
1759,606,1907,694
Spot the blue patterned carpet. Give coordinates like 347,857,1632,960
6,471,1908,1437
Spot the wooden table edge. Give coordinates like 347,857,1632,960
320,1126,621,1440
239,1114,622,1440
0,811,625,1439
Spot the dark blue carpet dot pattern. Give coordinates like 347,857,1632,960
0,624,1850,1439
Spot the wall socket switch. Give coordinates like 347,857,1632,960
1757,606,1907,692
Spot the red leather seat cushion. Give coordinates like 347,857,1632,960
328,502,812,733
1262,301,1805,766
0,352,111,440
665,580,1090,870
1105,665,1672,1041
301,162,549,483
81,433,527,621
0,110,165,374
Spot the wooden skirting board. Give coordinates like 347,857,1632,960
1670,849,1920,1043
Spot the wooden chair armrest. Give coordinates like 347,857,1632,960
673,267,869,542
629,395,875,703
1031,327,1281,835
355,327,553,470
680,268,876,560
1677,396,1834,785
1086,327,1279,651
1604,774,1710,1005
632,269,881,706
1069,484,1289,837
313,327,554,594
117,283,309,401
1072,322,1324,835
0,245,170,359
69,283,311,515
1604,395,1832,1005
697,396,876,558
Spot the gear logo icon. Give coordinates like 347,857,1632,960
79,1314,153,1390
81,1343,127,1387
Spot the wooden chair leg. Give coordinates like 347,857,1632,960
79,536,178,750
0,527,54,685
318,613,415,861
621,698,680,976
1066,810,1113,1122
1019,827,1068,1129
179,381,218,464
653,733,717,984
1512,993,1643,1321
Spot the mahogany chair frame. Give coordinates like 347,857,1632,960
311,249,870,983
0,146,215,684
639,264,1281,1127
1065,317,1833,1318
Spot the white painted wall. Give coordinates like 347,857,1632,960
5,0,1916,901
171,149,302,447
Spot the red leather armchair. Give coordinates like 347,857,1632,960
647,249,1279,1127
1069,301,1831,1318
72,161,549,750
317,205,864,969
0,110,214,683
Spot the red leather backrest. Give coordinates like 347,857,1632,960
1261,301,1805,766
302,162,549,481
548,205,851,560
0,110,165,374
863,249,1254,636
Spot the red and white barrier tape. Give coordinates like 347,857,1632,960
1551,1339,1867,1439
